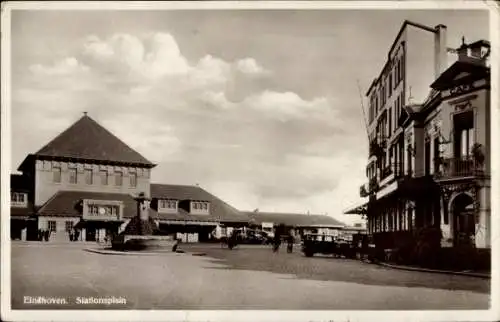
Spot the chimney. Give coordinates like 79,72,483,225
457,36,469,62
434,24,447,79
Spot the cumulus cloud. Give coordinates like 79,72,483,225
236,58,270,76
29,57,89,76
14,30,367,225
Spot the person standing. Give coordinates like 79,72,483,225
287,234,294,253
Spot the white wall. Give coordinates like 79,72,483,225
406,25,437,105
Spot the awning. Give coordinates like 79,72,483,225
74,218,124,229
343,200,368,215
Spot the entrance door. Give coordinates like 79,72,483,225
10,220,23,240
452,194,475,247
86,227,96,242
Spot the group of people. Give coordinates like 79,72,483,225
69,229,81,242
272,234,295,253
37,229,51,241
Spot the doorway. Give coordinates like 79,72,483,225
86,227,96,242
451,193,476,247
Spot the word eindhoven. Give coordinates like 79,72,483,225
23,296,127,305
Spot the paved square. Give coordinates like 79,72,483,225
10,242,489,310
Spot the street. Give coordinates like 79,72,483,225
10,242,490,310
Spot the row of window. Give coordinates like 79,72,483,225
157,200,210,212
47,220,74,232
87,204,119,216
369,207,412,234
45,161,150,177
53,168,137,187
368,51,405,123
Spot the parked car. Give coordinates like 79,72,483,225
301,234,338,257
335,238,357,259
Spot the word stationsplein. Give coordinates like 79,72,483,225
76,296,127,305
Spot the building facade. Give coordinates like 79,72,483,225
9,114,248,242
345,21,491,250
245,211,346,239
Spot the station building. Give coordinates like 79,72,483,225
9,113,248,242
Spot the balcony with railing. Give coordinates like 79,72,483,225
359,177,379,198
434,156,485,180
380,162,404,182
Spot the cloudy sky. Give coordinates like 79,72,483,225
9,6,490,225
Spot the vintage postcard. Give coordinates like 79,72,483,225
1,1,499,321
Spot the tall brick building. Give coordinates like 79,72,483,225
10,113,248,242
344,20,491,250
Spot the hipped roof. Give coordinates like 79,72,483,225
19,115,155,170
244,211,345,228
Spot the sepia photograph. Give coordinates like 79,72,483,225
1,1,499,321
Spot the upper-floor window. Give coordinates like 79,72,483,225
399,55,405,82
159,199,177,211
86,203,120,218
85,169,93,185
11,192,27,207
69,168,77,184
100,170,108,185
130,173,137,187
453,110,474,158
388,107,392,135
388,72,393,97
53,165,61,183
395,60,400,88
191,201,210,214
424,139,431,176
433,137,440,173
115,171,123,186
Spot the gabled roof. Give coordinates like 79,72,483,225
36,191,151,219
244,211,345,228
431,59,489,90
151,184,249,223
21,115,155,169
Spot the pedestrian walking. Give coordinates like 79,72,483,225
287,235,294,253
272,235,281,253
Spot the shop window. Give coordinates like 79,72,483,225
65,221,74,232
48,221,57,232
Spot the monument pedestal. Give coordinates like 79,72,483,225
111,193,177,251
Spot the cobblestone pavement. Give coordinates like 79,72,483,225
10,242,490,310
179,243,490,294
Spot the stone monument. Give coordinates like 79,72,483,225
111,192,177,251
